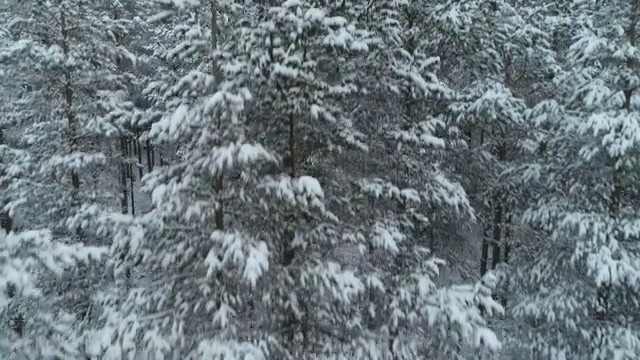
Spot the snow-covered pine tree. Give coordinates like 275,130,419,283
510,0,640,358
222,0,504,358
90,0,499,358
211,1,378,357
87,0,149,216
425,0,553,281
90,1,277,358
0,52,106,353
0,0,133,353
344,1,506,358
0,227,104,359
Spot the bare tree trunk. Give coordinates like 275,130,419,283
130,170,136,215
0,128,12,233
120,136,129,214
146,138,154,172
491,200,502,270
490,142,507,271
209,0,225,232
503,211,512,265
60,12,80,194
480,224,490,276
136,130,143,180
501,209,511,307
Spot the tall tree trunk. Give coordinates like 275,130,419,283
490,142,507,270
0,128,12,233
210,0,225,232
130,170,135,216
146,138,154,172
491,200,503,270
282,113,298,351
480,224,490,276
60,12,80,194
478,129,490,277
501,209,512,307
503,210,512,265
136,130,143,180
120,136,129,214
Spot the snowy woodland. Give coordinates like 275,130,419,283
2,0,640,359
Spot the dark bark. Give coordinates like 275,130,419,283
503,211,512,265
146,139,154,172
136,131,143,180
120,136,129,214
214,176,224,230
60,12,80,192
490,141,507,270
0,129,12,233
282,111,299,351
480,224,490,276
491,200,503,270
501,209,512,307
130,165,135,216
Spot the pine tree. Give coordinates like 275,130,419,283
510,0,640,358
0,228,104,359
89,1,276,358
227,0,504,358
0,0,134,354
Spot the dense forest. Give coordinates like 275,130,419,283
1,0,639,359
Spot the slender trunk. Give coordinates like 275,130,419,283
479,224,491,316
283,114,297,267
491,200,502,270
130,172,135,216
281,112,299,354
120,136,129,214
478,129,489,276
210,0,218,77
214,176,223,230
503,211,512,264
151,145,155,168
136,131,143,180
490,141,507,270
111,8,131,215
146,139,153,172
0,128,12,233
428,208,436,250
60,12,80,193
501,209,512,307
128,136,135,183
480,224,490,276
209,0,225,232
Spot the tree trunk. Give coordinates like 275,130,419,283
480,224,490,276
130,171,135,216
503,210,512,265
0,128,12,233
120,136,129,214
209,0,225,232
146,139,154,172
491,200,503,270
136,130,143,180
501,209,512,307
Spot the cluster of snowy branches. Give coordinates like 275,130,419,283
1,0,640,359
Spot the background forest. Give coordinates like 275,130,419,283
0,0,639,359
